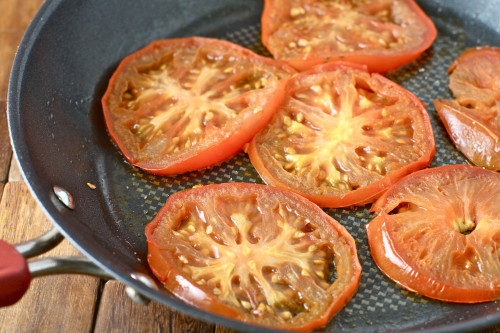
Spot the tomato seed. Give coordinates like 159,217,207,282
298,39,308,47
290,7,305,17
241,300,252,310
293,231,305,239
310,85,322,93
248,260,257,271
280,310,292,320
206,225,213,235
136,123,155,140
253,107,263,114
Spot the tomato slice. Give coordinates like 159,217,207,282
145,183,361,331
247,62,435,208
367,165,500,303
434,47,500,171
102,37,295,175
261,0,437,72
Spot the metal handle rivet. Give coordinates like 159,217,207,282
53,185,75,210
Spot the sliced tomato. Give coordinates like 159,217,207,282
366,165,500,303
247,62,435,208
102,37,295,175
261,0,437,72
145,183,361,331
434,47,500,171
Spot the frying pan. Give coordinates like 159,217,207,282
5,0,500,331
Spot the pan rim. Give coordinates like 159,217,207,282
6,0,500,332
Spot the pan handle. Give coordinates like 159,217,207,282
0,224,65,306
0,239,31,306
0,226,113,307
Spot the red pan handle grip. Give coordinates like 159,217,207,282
0,240,31,307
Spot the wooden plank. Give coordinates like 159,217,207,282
0,0,45,100
0,0,44,31
0,31,25,100
0,182,100,333
7,155,22,183
94,280,216,333
215,325,244,333
170,308,216,333
0,182,4,203
0,102,12,182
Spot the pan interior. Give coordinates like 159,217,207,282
8,0,500,332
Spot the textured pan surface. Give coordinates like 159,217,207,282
8,0,500,332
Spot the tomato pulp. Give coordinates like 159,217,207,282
102,37,295,174
367,165,500,303
146,183,361,330
247,62,435,208
434,47,500,171
261,0,437,72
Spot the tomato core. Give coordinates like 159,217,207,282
367,165,500,303
146,183,361,330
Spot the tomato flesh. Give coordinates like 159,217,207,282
261,0,437,72
145,183,361,331
102,37,294,174
434,47,500,171
367,165,500,303
248,62,435,207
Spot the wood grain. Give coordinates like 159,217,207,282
94,280,217,333
215,326,244,333
0,182,100,333
94,281,172,333
7,155,22,183
0,0,44,100
0,102,12,182
170,308,217,333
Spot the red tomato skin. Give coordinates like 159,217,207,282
102,37,295,175
261,0,437,73
248,61,435,208
248,138,435,208
434,47,500,171
146,238,243,318
136,76,289,175
145,182,361,331
367,165,500,303
434,100,500,171
447,46,500,74
367,212,500,303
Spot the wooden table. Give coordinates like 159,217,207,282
0,1,498,333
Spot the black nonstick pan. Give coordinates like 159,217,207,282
6,0,500,332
